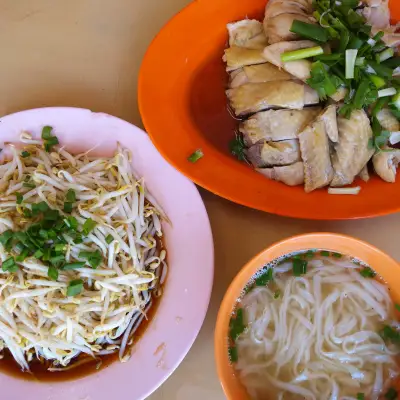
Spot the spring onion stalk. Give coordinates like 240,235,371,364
187,149,204,163
345,49,358,79
392,92,400,110
378,88,397,98
290,20,329,42
376,48,394,63
281,46,324,62
355,57,365,66
369,75,386,89
0,132,168,371
389,132,400,145
328,187,361,195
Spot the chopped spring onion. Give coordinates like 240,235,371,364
21,151,30,158
255,268,273,286
355,57,365,66
274,290,281,299
15,192,23,204
345,49,358,79
63,202,73,213
229,308,245,341
66,189,76,202
2,257,18,273
281,46,324,62
67,279,84,296
63,262,86,270
228,346,238,362
378,88,397,98
41,126,53,139
389,132,400,145
376,48,394,63
82,218,97,235
360,267,376,278
0,230,13,246
369,75,386,89
105,234,114,244
293,258,307,276
23,182,36,189
48,266,59,281
367,38,376,47
188,149,204,163
356,393,364,400
290,20,329,42
328,187,361,195
392,92,400,110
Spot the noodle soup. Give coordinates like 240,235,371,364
228,251,400,400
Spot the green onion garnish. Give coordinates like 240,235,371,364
281,46,324,62
360,267,376,278
369,75,386,89
105,234,114,244
332,252,342,258
378,88,397,98
67,279,84,296
229,308,246,341
356,393,364,400
228,346,238,363
41,126,53,139
376,48,394,63
48,266,59,281
63,202,73,213
395,304,400,312
21,151,30,158
66,189,76,202
290,20,329,42
2,257,18,273
188,149,204,163
293,258,307,276
65,216,78,230
15,192,23,204
16,248,29,262
63,262,86,270
82,218,97,235
345,49,358,79
255,268,273,286
274,290,281,299
0,230,14,246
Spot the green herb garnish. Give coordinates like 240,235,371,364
229,308,246,341
321,250,330,257
229,135,246,161
15,192,23,204
228,346,238,363
63,202,73,213
66,189,76,202
255,268,273,286
48,266,59,281
187,149,203,163
2,257,18,273
274,290,281,299
21,151,30,158
82,218,97,235
356,393,364,400
360,267,376,278
105,234,114,244
67,279,84,296
63,262,86,270
293,258,307,276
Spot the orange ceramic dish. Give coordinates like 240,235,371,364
139,0,400,220
214,233,400,399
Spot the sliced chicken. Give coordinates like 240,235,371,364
373,149,400,183
245,140,301,168
256,162,304,186
358,165,370,182
264,13,315,44
265,0,312,20
361,5,390,29
298,109,335,192
376,108,400,131
331,110,374,187
229,63,292,88
227,20,268,49
319,105,338,143
263,41,317,81
371,27,400,48
226,81,319,116
223,46,266,72
240,107,321,146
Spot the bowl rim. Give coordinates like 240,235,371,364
214,232,400,400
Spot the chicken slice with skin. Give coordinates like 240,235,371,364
227,20,268,49
226,81,319,116
331,110,374,187
298,107,335,192
358,165,370,182
373,149,400,183
376,108,400,131
265,0,312,21
240,107,321,146
319,105,338,143
256,161,304,186
245,140,301,168
229,63,292,88
223,46,266,72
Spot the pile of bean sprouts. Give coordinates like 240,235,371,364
0,132,167,372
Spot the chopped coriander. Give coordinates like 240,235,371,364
63,262,86,270
187,149,204,163
228,346,238,363
21,151,30,158
293,258,307,276
2,257,17,273
15,192,23,204
360,267,376,278
255,268,273,286
66,189,76,202
274,290,281,299
82,218,97,235
48,266,59,281
105,234,114,244
67,279,84,296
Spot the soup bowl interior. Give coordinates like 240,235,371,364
215,233,400,399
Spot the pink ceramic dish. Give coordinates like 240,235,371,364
0,107,214,400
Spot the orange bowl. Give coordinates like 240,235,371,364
139,0,400,220
214,233,400,399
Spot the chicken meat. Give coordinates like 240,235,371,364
373,149,400,183
256,162,304,186
227,20,268,49
223,46,266,72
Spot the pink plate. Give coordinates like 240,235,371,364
0,107,214,400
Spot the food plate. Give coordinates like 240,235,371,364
139,0,400,220
0,107,214,400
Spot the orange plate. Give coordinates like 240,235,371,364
214,233,400,399
139,0,400,220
